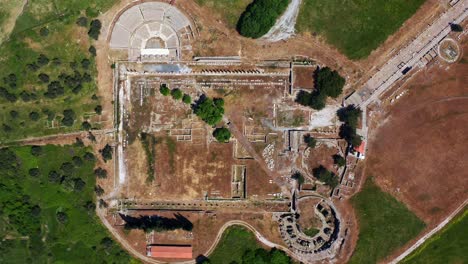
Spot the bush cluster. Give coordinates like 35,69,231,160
312,165,339,189
295,67,345,110
237,0,289,38
337,105,362,146
193,97,225,126
213,127,231,143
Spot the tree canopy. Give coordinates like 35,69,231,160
213,127,231,143
237,0,289,38
194,97,225,126
312,165,339,188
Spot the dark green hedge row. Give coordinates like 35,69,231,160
237,0,289,38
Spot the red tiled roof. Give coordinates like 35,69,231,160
147,245,192,259
354,141,366,153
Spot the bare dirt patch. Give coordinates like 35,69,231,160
366,44,468,225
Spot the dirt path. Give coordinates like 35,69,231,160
0,0,27,44
388,199,468,264
261,0,302,42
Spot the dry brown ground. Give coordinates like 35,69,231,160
293,66,316,90
111,210,284,262
365,43,468,226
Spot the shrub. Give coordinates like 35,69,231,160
213,127,231,143
39,27,49,37
95,185,104,196
37,54,49,66
52,58,61,66
72,156,84,167
182,94,192,104
31,146,42,156
95,105,102,115
29,111,40,121
81,58,91,69
48,170,61,183
295,90,326,110
315,67,345,98
333,154,346,167
100,144,112,162
312,165,339,188
56,212,68,224
171,89,183,100
94,167,108,179
9,110,19,119
304,134,317,148
237,0,289,38
76,16,88,27
160,84,170,96
73,178,86,192
89,45,97,56
291,172,305,185
194,97,225,126
337,105,362,128
450,23,463,32
82,121,92,130
38,73,50,83
44,81,64,99
61,109,76,127
88,19,102,40
339,124,362,146
83,152,95,161
29,168,40,177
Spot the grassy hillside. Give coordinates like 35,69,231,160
296,0,425,59
0,145,134,263
208,226,261,263
0,0,116,142
349,178,425,264
402,209,468,264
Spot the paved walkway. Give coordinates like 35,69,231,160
345,0,468,138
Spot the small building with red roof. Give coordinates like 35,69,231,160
146,245,193,259
353,141,366,159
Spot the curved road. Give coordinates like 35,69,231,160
98,209,297,264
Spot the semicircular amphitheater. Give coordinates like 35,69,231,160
109,2,194,61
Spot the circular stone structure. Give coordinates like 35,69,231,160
109,2,193,61
438,38,460,63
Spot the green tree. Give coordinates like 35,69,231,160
337,105,362,128
61,109,76,127
315,67,345,98
237,0,289,38
95,105,103,115
291,172,305,185
182,94,192,104
56,211,68,224
29,111,40,121
171,88,183,100
194,97,225,126
88,19,102,40
333,154,346,167
82,121,92,130
213,127,231,143
100,144,112,162
160,84,170,96
304,134,317,148
312,165,339,188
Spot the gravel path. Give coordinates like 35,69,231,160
261,0,303,42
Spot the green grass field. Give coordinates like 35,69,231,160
0,145,134,263
208,225,263,263
0,0,116,142
402,209,468,264
195,0,253,29
349,178,426,264
296,0,425,59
